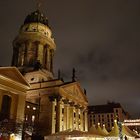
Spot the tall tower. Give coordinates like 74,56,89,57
12,10,56,81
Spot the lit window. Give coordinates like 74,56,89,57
32,115,35,122
33,107,36,110
25,115,28,121
27,105,30,109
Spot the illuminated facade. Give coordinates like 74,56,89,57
11,10,88,136
88,102,129,131
0,6,139,140
0,67,29,139
0,67,29,122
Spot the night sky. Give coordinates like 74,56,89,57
0,0,140,118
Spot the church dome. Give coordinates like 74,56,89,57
24,10,49,26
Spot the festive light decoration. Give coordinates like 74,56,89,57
124,119,140,123
124,119,140,126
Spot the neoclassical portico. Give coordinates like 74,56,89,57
48,96,88,133
26,80,88,135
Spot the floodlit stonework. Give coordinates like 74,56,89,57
0,5,138,140
0,67,30,140
0,67,29,122
11,9,89,137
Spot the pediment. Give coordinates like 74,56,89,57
60,82,88,106
0,67,29,87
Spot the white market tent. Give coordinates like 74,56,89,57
45,121,139,140
45,129,104,140
107,120,138,140
102,124,109,136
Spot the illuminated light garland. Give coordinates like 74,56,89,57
124,123,140,126
124,119,140,123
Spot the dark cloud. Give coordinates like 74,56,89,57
0,0,140,118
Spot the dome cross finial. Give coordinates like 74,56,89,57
36,0,42,10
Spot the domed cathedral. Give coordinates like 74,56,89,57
11,8,88,137
12,9,56,82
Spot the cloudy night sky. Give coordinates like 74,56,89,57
0,0,140,118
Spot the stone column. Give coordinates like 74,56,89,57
63,99,70,130
37,43,44,64
49,96,56,134
69,102,75,130
75,105,79,130
26,41,33,65
47,48,50,71
80,107,84,131
77,108,81,130
55,96,63,132
50,49,54,72
16,94,26,122
84,109,88,131
43,45,48,69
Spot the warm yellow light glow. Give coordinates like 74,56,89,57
124,123,140,126
15,134,22,140
114,120,117,123
27,105,30,108
124,119,140,126
33,107,36,110
10,133,15,140
67,137,87,140
124,119,140,123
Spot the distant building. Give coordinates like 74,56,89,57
88,102,129,131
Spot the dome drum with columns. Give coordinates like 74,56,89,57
12,10,56,76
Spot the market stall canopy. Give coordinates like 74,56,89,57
102,124,109,135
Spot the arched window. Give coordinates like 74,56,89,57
1,95,12,119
